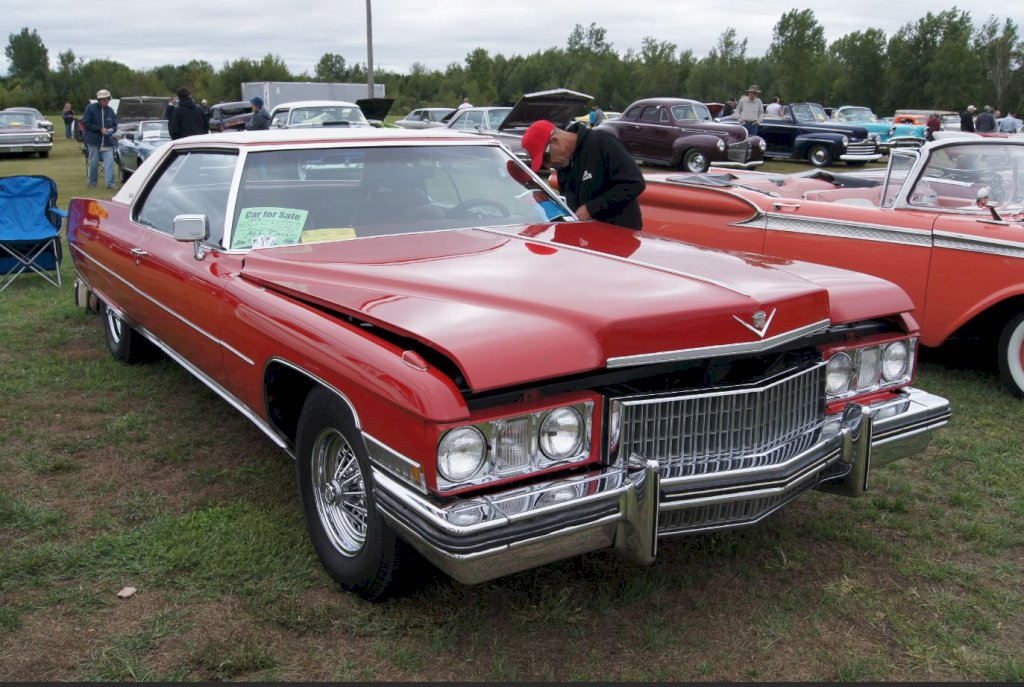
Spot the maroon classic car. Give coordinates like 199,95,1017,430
600,97,765,172
67,127,948,599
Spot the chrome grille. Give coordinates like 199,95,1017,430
0,133,38,145
727,140,751,163
611,364,824,476
846,142,877,156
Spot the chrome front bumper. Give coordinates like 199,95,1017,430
839,152,884,162
374,387,950,585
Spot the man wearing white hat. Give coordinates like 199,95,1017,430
736,85,764,137
82,89,118,189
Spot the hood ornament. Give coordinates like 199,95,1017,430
733,308,776,339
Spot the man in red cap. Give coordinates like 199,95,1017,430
521,119,645,230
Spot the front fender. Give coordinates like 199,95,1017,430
793,133,845,158
671,134,726,163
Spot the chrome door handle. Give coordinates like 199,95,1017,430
772,202,801,210
130,248,148,264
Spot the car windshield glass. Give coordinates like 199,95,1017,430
0,113,34,127
671,104,712,122
487,109,511,129
228,145,573,250
791,104,828,123
139,121,169,138
290,106,368,126
843,108,876,123
909,143,1024,208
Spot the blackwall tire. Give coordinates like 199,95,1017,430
808,144,833,167
683,149,710,173
101,303,154,364
296,387,408,600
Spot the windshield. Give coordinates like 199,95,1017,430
908,143,1024,208
791,103,828,124
288,106,368,127
671,103,712,122
842,108,876,123
139,121,170,139
0,113,34,127
227,145,573,250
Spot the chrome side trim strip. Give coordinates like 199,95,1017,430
605,318,830,368
934,230,1024,259
479,226,753,297
74,247,254,365
761,214,933,247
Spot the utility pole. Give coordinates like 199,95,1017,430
366,0,374,99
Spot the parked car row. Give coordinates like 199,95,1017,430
0,109,52,158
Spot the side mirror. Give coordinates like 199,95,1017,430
173,214,210,260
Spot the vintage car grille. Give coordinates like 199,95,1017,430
610,363,825,477
0,133,38,145
846,141,877,156
726,140,752,163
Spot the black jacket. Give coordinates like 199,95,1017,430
960,110,975,132
168,97,208,139
556,126,646,230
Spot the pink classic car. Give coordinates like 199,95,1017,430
67,127,948,598
640,137,1024,396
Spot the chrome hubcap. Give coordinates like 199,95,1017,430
106,309,123,344
311,427,367,556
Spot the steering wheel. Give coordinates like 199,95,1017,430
446,198,511,218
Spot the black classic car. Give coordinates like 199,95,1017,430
755,102,883,167
600,97,765,173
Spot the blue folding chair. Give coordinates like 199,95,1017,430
0,175,67,292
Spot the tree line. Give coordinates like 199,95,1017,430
3,9,1022,117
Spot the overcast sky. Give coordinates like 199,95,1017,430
4,1,1022,78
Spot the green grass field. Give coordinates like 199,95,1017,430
0,125,1021,681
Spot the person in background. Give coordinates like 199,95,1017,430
960,105,976,133
82,89,118,189
168,86,208,139
997,111,1021,133
589,105,605,127
765,96,783,117
720,99,737,118
975,105,997,133
926,112,941,141
736,85,763,136
457,97,473,110
245,96,271,130
61,102,75,139
521,118,646,230
163,95,178,120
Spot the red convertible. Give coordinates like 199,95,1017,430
640,137,1024,396
67,128,949,599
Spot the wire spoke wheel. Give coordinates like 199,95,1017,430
311,427,368,556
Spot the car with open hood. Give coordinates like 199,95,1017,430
638,136,1024,397
67,126,949,599
116,119,170,181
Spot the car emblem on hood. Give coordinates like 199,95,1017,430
733,308,776,338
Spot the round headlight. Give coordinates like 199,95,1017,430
759,139,767,151
881,341,910,382
538,407,584,460
716,139,726,151
437,427,486,483
841,136,849,147
826,352,854,396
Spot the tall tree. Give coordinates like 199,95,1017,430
5,27,49,83
974,17,1023,110
687,28,750,101
768,9,826,102
315,53,350,81
828,29,887,111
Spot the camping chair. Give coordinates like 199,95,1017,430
0,175,67,292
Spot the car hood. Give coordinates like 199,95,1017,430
799,121,872,139
356,97,395,121
499,88,592,132
117,97,168,122
239,222,912,392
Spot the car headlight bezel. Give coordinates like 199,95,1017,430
824,337,917,403
437,426,487,483
435,400,594,492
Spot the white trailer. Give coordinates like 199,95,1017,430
241,81,386,111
